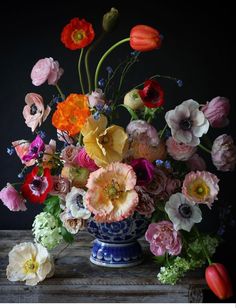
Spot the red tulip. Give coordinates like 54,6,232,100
205,263,233,300
130,25,162,52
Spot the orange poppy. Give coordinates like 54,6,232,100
61,18,95,50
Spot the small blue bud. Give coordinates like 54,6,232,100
95,104,104,111
93,111,101,120
156,159,164,166
106,66,113,75
37,131,46,139
18,173,24,179
164,161,171,169
103,105,112,115
176,79,183,87
98,78,105,88
7,147,15,156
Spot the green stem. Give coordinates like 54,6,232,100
94,37,130,89
198,143,212,154
133,73,181,89
78,48,85,94
160,123,168,139
77,132,83,146
194,226,212,265
55,84,65,100
11,182,23,187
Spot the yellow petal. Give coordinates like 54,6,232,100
81,115,107,137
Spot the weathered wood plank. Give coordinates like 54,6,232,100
0,230,206,303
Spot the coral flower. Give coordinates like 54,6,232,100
81,115,128,167
12,140,35,167
85,162,138,222
130,25,162,52
139,79,164,108
61,18,95,50
182,171,219,208
52,94,91,136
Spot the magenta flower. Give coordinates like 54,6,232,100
22,135,45,162
211,134,236,171
145,221,182,256
202,97,230,128
31,57,64,86
130,158,154,186
74,148,98,171
0,183,26,211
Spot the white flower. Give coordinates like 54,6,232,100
6,242,54,286
165,99,209,146
60,210,86,234
65,187,91,219
165,192,202,232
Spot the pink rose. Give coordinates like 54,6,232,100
145,221,182,256
202,97,230,128
135,186,155,218
88,89,106,109
23,93,51,132
166,137,196,161
186,153,206,171
0,183,26,211
61,145,81,164
31,57,64,86
50,176,71,198
74,148,98,171
211,134,236,171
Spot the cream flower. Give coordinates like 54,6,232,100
165,99,209,146
81,115,128,167
85,162,138,222
65,187,91,219
6,242,54,286
60,210,86,234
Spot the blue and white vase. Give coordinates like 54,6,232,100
87,212,149,267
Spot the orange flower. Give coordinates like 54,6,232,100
61,18,95,50
52,94,91,136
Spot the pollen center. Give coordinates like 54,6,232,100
23,258,39,274
71,30,85,43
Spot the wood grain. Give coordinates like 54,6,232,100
0,230,207,303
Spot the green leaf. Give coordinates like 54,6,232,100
117,104,138,120
43,195,61,218
153,255,166,265
60,226,74,243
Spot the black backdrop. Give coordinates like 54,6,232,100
0,0,235,302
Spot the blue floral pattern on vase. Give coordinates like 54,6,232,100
87,212,149,267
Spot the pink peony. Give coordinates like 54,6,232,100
202,97,230,128
50,176,71,198
166,137,196,161
145,221,182,256
0,183,26,211
182,171,219,207
74,148,98,171
211,134,236,171
61,145,81,164
88,88,106,109
135,186,155,218
186,153,206,171
31,57,64,86
23,93,51,132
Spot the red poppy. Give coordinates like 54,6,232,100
21,167,53,203
130,25,161,52
139,79,164,108
61,18,95,50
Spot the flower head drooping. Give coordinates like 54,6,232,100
0,183,27,211
139,79,164,108
61,18,95,50
12,140,36,167
145,221,182,256
166,137,196,161
130,25,162,52
201,97,230,128
31,57,64,86
23,93,51,132
65,187,91,220
211,134,236,172
130,158,154,186
21,167,53,203
165,99,209,146
6,242,54,286
165,193,202,232
22,135,45,163
32,212,63,249
86,162,138,222
52,94,91,136
182,171,219,208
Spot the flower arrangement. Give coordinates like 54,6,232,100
0,7,235,299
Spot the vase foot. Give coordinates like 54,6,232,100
90,239,144,268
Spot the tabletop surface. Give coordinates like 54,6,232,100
0,230,206,303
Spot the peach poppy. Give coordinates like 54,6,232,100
85,162,138,222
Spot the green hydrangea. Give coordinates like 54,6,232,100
188,235,219,258
32,212,63,249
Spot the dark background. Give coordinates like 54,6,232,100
0,0,235,302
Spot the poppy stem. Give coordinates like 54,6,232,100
94,37,130,89
78,48,85,94
198,143,212,154
55,84,65,100
160,123,168,139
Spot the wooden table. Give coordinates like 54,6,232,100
0,230,207,303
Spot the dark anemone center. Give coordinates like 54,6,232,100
30,104,38,115
136,167,147,180
146,87,159,102
31,179,42,190
31,146,38,154
180,118,192,131
178,203,192,218
76,195,84,208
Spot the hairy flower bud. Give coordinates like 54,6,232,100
102,8,119,32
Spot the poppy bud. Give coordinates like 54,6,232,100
102,8,119,32
124,89,144,110
205,263,233,300
130,25,162,52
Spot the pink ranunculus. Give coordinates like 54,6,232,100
50,176,71,198
211,134,236,172
57,130,74,145
61,145,81,164
186,153,206,171
0,183,26,211
145,221,182,256
202,97,230,128
88,88,106,109
166,137,196,161
135,186,155,218
23,93,51,132
74,148,98,171
31,57,64,86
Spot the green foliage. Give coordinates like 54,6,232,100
43,195,61,219
61,226,74,243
